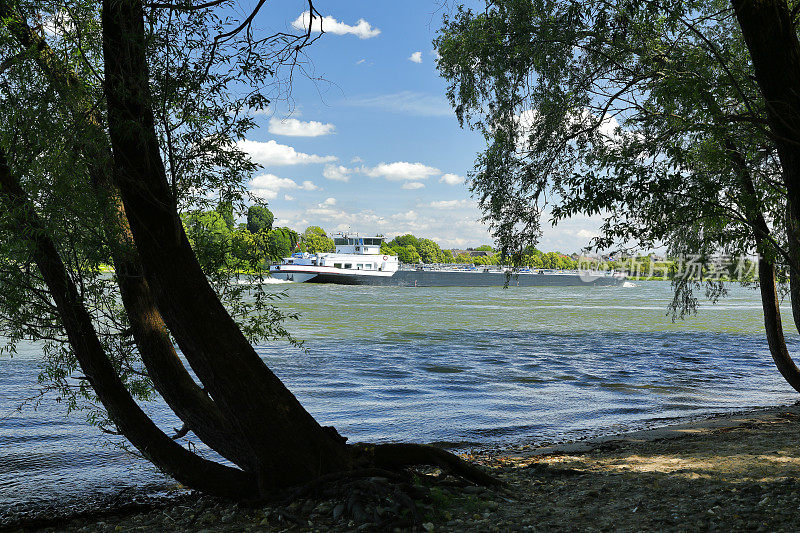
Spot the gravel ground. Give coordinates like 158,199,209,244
6,404,800,532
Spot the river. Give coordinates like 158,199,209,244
1,280,798,517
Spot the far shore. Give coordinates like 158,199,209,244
7,402,800,531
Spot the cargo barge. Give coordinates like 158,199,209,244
268,233,625,287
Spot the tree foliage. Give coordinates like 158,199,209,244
301,225,334,253
436,0,800,391
264,226,299,261
436,0,774,265
246,204,274,234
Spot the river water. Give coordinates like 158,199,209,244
2,280,799,517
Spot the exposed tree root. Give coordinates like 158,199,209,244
281,468,409,504
354,442,503,487
249,468,426,529
173,442,503,530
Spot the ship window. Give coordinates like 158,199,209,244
348,239,355,245
334,263,342,268
356,264,363,269
344,263,352,269
334,238,347,245
355,246,360,251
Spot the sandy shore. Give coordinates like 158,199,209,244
8,403,800,532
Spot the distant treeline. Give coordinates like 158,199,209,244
182,204,756,280
378,235,581,269
180,204,584,272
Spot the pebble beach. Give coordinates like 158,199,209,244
6,402,800,532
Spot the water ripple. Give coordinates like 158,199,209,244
2,281,799,514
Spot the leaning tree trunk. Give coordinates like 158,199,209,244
2,1,496,495
730,0,800,388
0,2,256,470
758,258,800,392
732,0,800,247
101,0,350,491
726,134,800,392
785,200,800,335
0,148,257,498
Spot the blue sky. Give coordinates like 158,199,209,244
236,0,602,251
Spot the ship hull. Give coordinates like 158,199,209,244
275,269,624,287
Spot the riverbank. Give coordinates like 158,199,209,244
5,402,800,532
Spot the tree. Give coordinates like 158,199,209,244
380,241,395,255
0,0,263,480
436,0,800,390
527,254,544,269
229,228,262,270
216,201,235,231
301,226,334,254
264,227,300,261
0,0,495,501
247,204,274,234
182,210,231,272
455,252,472,263
417,238,444,263
391,234,420,250
394,245,421,264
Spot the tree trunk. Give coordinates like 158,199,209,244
732,0,800,258
786,200,800,335
758,258,800,392
0,1,257,470
101,0,350,490
0,148,257,499
726,137,800,393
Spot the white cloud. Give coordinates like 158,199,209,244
430,49,441,60
284,194,295,201
249,174,319,199
303,205,390,229
439,173,464,185
250,174,299,199
356,58,367,65
362,161,440,182
323,164,352,182
392,210,419,222
402,182,425,190
351,156,364,163
576,229,600,240
237,139,336,166
427,199,469,209
516,108,625,150
321,197,337,206
268,117,335,137
250,106,271,116
345,91,452,117
409,51,422,63
292,11,380,39
575,109,621,140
